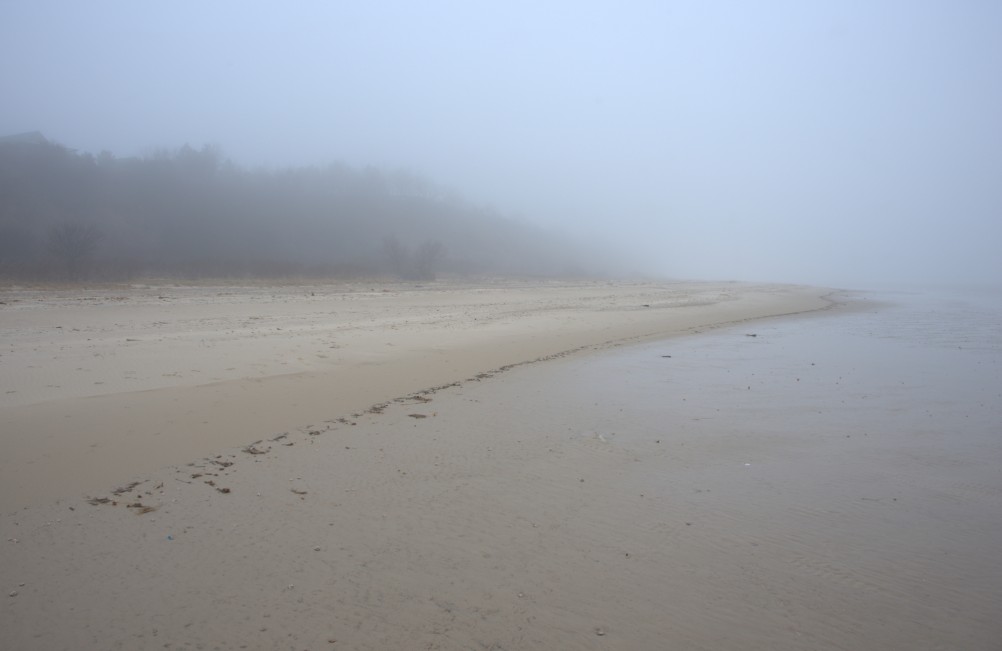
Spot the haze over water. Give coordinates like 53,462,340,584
535,287,1002,647
565,286,1002,453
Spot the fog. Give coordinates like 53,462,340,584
2,1,1000,286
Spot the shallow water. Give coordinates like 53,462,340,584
522,286,1002,649
3,287,998,650
570,286,1002,447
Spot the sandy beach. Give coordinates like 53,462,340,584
0,279,828,511
3,279,999,649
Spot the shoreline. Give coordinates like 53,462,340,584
1,280,836,511
5,283,999,649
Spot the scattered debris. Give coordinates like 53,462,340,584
87,497,111,505
112,481,141,495
216,487,231,494
291,489,308,495
408,413,427,419
243,444,269,455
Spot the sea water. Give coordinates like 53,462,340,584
566,286,1002,448
525,285,1002,649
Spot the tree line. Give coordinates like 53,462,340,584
0,132,602,281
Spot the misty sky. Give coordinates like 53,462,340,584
2,1,1000,286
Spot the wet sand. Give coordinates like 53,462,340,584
3,281,999,649
0,279,828,510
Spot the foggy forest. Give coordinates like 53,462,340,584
0,131,608,282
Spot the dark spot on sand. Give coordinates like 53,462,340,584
112,481,142,495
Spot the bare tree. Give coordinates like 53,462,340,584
412,240,445,280
381,235,409,278
48,222,102,278
382,236,446,280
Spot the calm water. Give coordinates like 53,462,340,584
525,286,1002,649
567,286,1002,447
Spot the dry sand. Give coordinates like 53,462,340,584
9,279,995,649
0,279,828,511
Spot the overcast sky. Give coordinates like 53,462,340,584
2,1,1000,286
